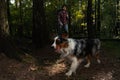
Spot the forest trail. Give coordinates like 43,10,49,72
0,45,120,80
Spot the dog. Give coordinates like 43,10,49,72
51,34,101,76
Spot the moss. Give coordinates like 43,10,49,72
102,41,120,57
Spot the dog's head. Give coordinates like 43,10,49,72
51,33,69,53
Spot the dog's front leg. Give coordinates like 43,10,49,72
65,57,79,76
60,54,66,58
60,52,69,58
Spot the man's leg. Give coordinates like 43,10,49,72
57,25,62,36
64,24,68,33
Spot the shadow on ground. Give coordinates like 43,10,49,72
0,45,120,80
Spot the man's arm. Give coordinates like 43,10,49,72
66,12,69,21
58,11,63,26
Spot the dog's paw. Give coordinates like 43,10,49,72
56,59,64,64
60,54,65,58
97,59,101,64
65,71,72,77
73,71,76,75
84,63,90,68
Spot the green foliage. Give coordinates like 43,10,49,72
10,0,32,37
8,0,119,39
101,0,119,38
45,0,58,32
102,41,120,57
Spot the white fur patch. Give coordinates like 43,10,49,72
84,63,90,68
51,36,59,49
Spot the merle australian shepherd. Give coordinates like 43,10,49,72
51,34,101,76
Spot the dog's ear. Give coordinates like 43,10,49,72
50,33,57,40
61,33,69,39
60,41,69,48
58,37,67,43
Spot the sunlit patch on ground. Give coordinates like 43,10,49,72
92,71,114,80
0,42,120,80
45,62,67,76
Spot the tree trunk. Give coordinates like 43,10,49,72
97,0,101,38
33,0,49,48
7,0,12,35
87,0,95,38
114,0,119,36
68,0,72,36
15,0,19,8
95,0,97,37
0,0,9,37
0,0,22,61
17,0,23,37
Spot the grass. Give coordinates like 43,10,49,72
102,41,120,57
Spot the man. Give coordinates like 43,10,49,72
57,5,69,37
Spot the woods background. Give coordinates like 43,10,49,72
0,0,120,80
0,0,120,48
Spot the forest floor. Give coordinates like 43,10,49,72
0,41,120,80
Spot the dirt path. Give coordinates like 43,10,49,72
0,46,120,80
